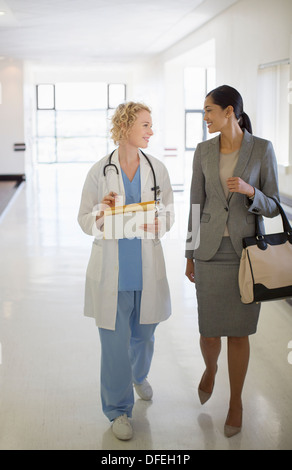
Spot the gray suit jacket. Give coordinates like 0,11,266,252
186,130,280,260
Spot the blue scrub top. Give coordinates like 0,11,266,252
118,166,143,291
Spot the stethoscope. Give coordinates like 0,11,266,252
103,149,160,204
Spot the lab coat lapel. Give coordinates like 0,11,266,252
108,149,125,197
139,149,151,202
108,149,152,202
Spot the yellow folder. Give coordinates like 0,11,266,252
103,201,156,239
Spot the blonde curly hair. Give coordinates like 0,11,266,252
110,101,151,145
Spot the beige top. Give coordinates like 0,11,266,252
219,149,240,236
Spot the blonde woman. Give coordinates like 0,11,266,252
78,102,174,440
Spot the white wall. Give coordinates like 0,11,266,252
158,0,292,196
0,59,25,175
128,58,165,160
1,0,292,200
162,39,216,189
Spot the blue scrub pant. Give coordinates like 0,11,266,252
98,291,157,422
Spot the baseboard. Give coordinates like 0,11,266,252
0,174,26,187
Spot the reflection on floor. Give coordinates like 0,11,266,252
0,181,22,217
0,163,291,450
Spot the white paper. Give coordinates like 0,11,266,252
104,209,156,239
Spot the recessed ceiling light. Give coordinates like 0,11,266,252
0,12,6,16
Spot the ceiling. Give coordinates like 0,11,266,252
0,0,238,64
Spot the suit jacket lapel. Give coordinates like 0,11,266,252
233,130,254,178
209,130,254,205
228,129,254,203
209,136,227,205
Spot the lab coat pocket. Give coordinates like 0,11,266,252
86,240,103,282
153,239,166,280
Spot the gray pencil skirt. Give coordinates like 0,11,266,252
195,237,260,337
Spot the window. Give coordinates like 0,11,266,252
108,83,126,109
257,61,290,166
185,111,206,150
35,82,126,163
36,84,55,110
184,67,215,151
55,82,108,110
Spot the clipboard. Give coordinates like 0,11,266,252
103,201,156,239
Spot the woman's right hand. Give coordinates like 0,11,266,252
185,258,195,283
96,192,117,220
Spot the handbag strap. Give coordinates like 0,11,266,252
255,196,292,239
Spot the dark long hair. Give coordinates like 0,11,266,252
206,85,252,134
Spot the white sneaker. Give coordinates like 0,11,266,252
112,414,133,440
134,379,153,401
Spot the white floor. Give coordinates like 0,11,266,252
0,163,292,451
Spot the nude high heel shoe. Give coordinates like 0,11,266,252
198,367,217,405
224,424,242,438
198,386,212,405
224,408,242,438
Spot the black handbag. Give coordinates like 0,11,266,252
239,197,292,304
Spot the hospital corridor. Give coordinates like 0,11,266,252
0,0,292,452
0,164,291,450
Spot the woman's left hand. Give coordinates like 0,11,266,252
226,177,255,198
141,217,161,235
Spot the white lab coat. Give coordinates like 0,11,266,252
77,149,175,330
